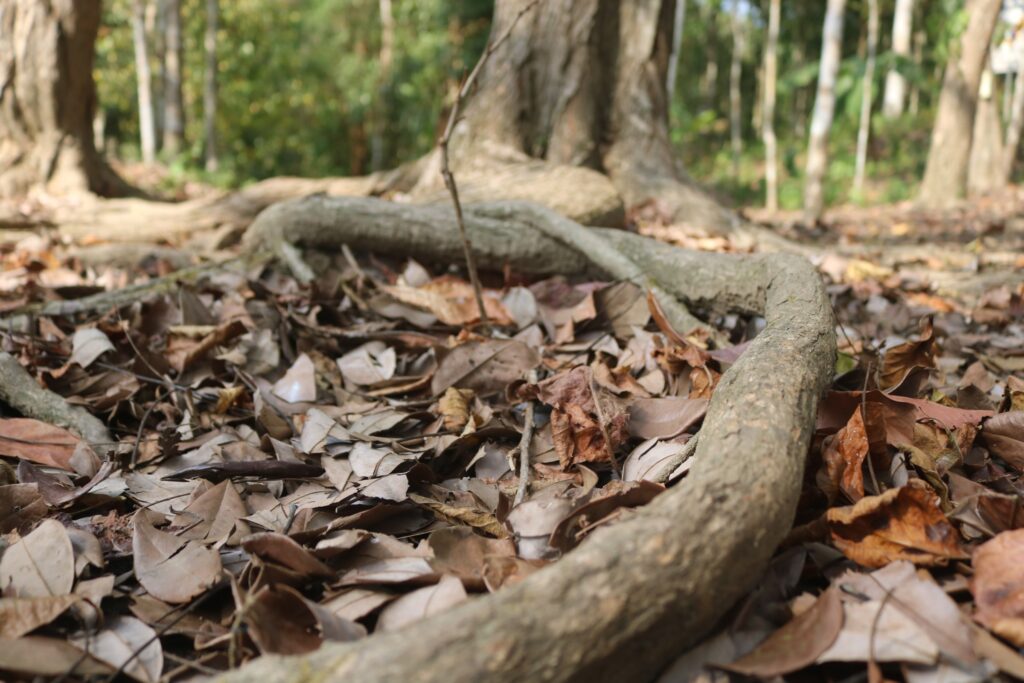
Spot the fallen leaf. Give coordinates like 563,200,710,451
0,594,80,638
622,438,691,483
273,353,318,402
981,411,1024,471
720,587,842,678
427,527,515,589
0,418,79,470
627,397,707,439
971,529,1024,646
439,386,474,432
0,484,48,534
409,493,507,538
0,636,113,677
71,616,163,683
827,481,966,568
132,511,222,604
537,366,629,467
242,532,334,578
69,328,115,368
431,339,539,396
0,519,75,597
822,406,871,501
817,598,937,665
879,318,936,390
245,584,365,655
170,480,249,543
375,574,468,632
337,342,397,386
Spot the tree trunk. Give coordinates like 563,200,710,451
853,0,879,195
131,0,157,164
370,0,395,172
882,0,914,118
665,0,686,106
728,0,743,180
909,29,924,114
701,2,718,110
1002,43,1024,183
0,0,124,198
203,0,219,172
762,0,781,211
803,0,846,220
163,0,185,155
414,0,736,235
918,0,1001,207
968,68,1005,195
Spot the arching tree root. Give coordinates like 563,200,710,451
221,195,835,683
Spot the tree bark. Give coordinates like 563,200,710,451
1002,42,1024,183
226,195,836,683
131,0,157,164
728,0,743,179
803,0,846,220
0,0,124,198
918,0,1001,207
968,68,1005,195
762,0,781,211
853,0,879,195
882,0,914,118
370,0,394,172
163,0,185,155
204,0,219,172
665,0,687,106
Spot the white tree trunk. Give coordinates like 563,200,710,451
762,0,781,211
163,0,184,155
882,0,914,118
203,0,219,172
968,68,1005,195
729,0,743,179
1002,44,1024,182
131,0,157,164
803,0,846,219
853,0,879,195
666,0,687,106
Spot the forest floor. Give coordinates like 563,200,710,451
0,186,1022,682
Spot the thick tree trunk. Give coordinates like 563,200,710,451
728,0,743,180
434,0,736,236
968,68,1005,196
853,0,879,195
918,0,1001,207
204,0,219,172
762,0,780,211
0,0,124,198
803,0,846,220
162,0,185,155
131,0,157,164
882,0,914,118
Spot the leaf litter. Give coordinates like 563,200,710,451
0,231,1022,682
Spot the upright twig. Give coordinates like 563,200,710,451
514,370,539,506
438,0,539,330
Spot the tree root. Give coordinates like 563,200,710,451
0,352,112,448
225,195,835,683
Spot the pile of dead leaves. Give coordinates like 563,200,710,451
0,230,1023,682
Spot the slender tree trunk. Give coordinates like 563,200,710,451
762,0,781,211
370,0,395,172
803,0,846,220
882,0,914,118
0,0,124,197
148,0,165,145
793,43,808,138
968,68,1005,195
918,0,1001,207
728,0,743,179
203,0,219,172
1002,43,1024,182
909,29,924,114
1003,72,1015,124
853,0,879,195
132,0,157,164
701,3,719,110
163,0,185,155
666,0,687,106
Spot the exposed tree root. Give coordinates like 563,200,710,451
0,352,112,448
225,195,836,683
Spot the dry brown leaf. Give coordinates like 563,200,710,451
383,278,512,327
132,511,222,604
245,585,365,655
273,353,318,403
170,480,249,543
538,366,629,467
981,411,1024,471
0,594,80,638
0,519,75,597
0,418,79,471
427,527,515,589
69,328,114,369
822,406,870,501
409,493,507,538
879,318,936,390
721,587,842,678
438,387,474,433
627,397,707,440
0,484,48,534
971,529,1024,646
0,636,114,677
71,616,163,683
375,575,468,632
241,532,334,578
431,339,539,396
827,480,966,568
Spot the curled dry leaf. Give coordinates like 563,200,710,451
0,518,75,597
627,396,707,440
71,616,163,683
826,480,966,568
0,418,79,471
537,365,629,468
971,529,1024,646
439,386,474,433
132,511,222,604
245,584,365,655
69,328,115,369
981,411,1024,471
822,406,871,502
376,574,468,632
879,318,936,390
241,532,334,578
337,342,397,386
431,339,540,396
273,353,318,403
720,587,842,678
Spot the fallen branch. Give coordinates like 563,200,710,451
0,352,112,448
228,195,836,682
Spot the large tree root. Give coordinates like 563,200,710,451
222,196,835,683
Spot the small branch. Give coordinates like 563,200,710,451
514,370,538,506
438,0,539,330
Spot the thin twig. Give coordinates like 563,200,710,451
438,0,539,331
514,370,538,505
